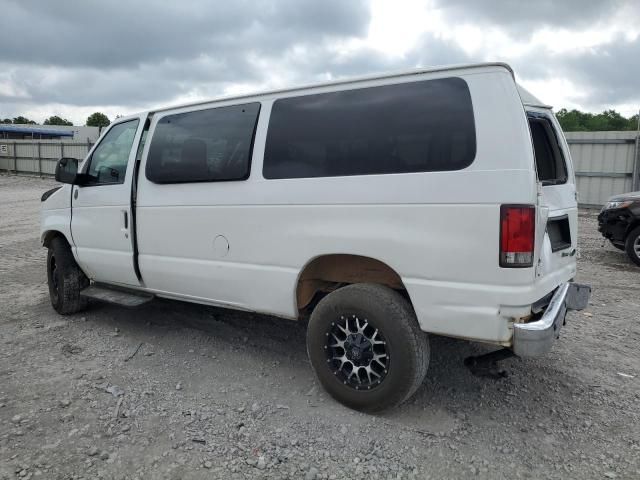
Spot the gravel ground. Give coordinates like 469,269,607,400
1,174,639,480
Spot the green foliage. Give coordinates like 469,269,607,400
11,116,37,125
1,118,12,124
556,108,639,132
43,115,73,126
86,112,111,128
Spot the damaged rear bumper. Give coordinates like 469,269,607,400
512,282,591,357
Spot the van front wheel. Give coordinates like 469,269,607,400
47,237,89,315
306,283,429,412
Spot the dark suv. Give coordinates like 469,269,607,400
598,191,640,266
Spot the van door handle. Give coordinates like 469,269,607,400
121,210,129,239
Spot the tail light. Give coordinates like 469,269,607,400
500,205,535,268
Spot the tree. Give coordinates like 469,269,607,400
44,115,73,126
601,109,628,131
556,108,639,132
86,112,110,128
1,118,12,124
12,116,36,125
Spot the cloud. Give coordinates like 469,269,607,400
1,0,639,123
433,0,625,31
506,34,640,111
428,0,640,111
560,36,640,107
0,0,471,121
0,0,370,68
0,0,375,122
266,33,471,82
0,57,257,107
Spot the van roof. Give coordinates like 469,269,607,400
517,85,551,109
148,62,518,115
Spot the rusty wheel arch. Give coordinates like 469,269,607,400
295,254,408,313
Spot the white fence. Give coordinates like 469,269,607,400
566,131,640,207
1,132,639,206
0,140,93,176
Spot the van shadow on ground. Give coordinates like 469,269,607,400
81,295,573,432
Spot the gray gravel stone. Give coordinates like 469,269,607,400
1,180,638,480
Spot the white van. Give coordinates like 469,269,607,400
41,63,590,411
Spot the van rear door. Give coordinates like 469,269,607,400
527,108,578,280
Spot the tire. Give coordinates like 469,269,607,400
47,236,89,315
625,226,640,267
306,283,429,412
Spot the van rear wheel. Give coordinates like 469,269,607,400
625,226,640,267
306,283,429,412
47,237,89,315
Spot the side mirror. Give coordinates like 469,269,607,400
55,157,79,184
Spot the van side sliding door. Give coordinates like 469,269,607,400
134,103,262,305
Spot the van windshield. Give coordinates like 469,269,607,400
528,114,568,186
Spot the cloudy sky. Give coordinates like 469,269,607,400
1,0,639,125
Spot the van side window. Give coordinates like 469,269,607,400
145,103,260,184
263,77,476,179
86,120,139,185
528,116,568,185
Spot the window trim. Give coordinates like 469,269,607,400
262,77,477,180
82,118,141,187
144,102,262,185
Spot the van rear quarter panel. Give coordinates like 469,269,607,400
135,68,538,343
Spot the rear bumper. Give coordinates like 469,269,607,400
512,282,591,357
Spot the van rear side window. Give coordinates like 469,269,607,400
145,103,260,184
528,116,568,185
263,77,476,179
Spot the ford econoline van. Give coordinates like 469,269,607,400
41,63,590,411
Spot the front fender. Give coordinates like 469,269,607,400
41,215,73,247
40,184,73,247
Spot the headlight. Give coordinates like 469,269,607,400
604,200,633,210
